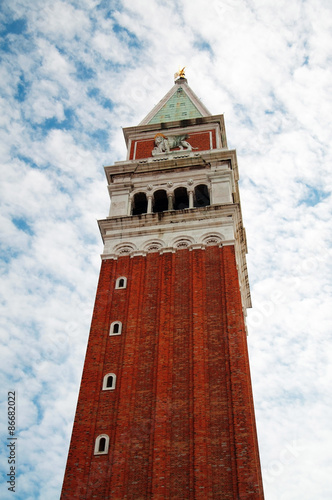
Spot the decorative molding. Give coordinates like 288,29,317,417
189,243,205,251
114,243,137,255
159,247,176,254
172,236,195,249
102,234,230,259
201,233,225,246
130,250,147,258
143,239,165,253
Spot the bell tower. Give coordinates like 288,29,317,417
61,73,264,499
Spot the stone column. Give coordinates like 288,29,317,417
167,193,173,210
188,190,194,209
127,197,132,216
147,195,153,214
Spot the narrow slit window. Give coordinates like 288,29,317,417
115,277,127,289
94,434,109,455
110,321,122,336
102,373,116,390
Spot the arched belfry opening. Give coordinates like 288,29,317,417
194,184,210,207
174,187,189,210
132,192,148,215
153,189,168,213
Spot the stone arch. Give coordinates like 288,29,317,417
201,233,225,247
171,236,195,250
114,242,137,256
143,239,165,253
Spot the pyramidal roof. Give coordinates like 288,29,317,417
139,77,211,125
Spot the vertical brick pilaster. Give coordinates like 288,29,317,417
106,255,146,499
151,252,173,499
169,249,192,498
223,245,264,499
191,248,211,499
61,259,116,499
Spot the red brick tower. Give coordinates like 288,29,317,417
61,74,264,499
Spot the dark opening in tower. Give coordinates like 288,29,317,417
132,192,148,215
194,184,210,207
153,189,168,213
174,187,189,210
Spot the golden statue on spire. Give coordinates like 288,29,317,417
174,67,186,81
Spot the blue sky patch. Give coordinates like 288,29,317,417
303,55,309,65
87,87,114,110
112,22,141,49
15,73,29,102
96,0,123,16
300,187,328,207
12,217,34,235
1,18,27,36
234,103,254,128
90,128,109,149
41,108,76,132
75,61,95,80
0,246,20,263
194,37,213,55
17,154,42,170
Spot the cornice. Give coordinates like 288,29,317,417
98,203,238,241
104,149,238,183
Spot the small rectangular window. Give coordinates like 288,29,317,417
115,277,127,289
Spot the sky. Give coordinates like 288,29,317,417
0,0,331,498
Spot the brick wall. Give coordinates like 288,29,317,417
61,246,264,499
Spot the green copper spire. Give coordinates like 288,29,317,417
139,71,211,126
148,84,204,124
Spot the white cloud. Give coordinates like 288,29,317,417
32,0,91,40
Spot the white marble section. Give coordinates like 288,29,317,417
107,156,233,218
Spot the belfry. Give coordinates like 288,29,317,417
61,72,264,499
